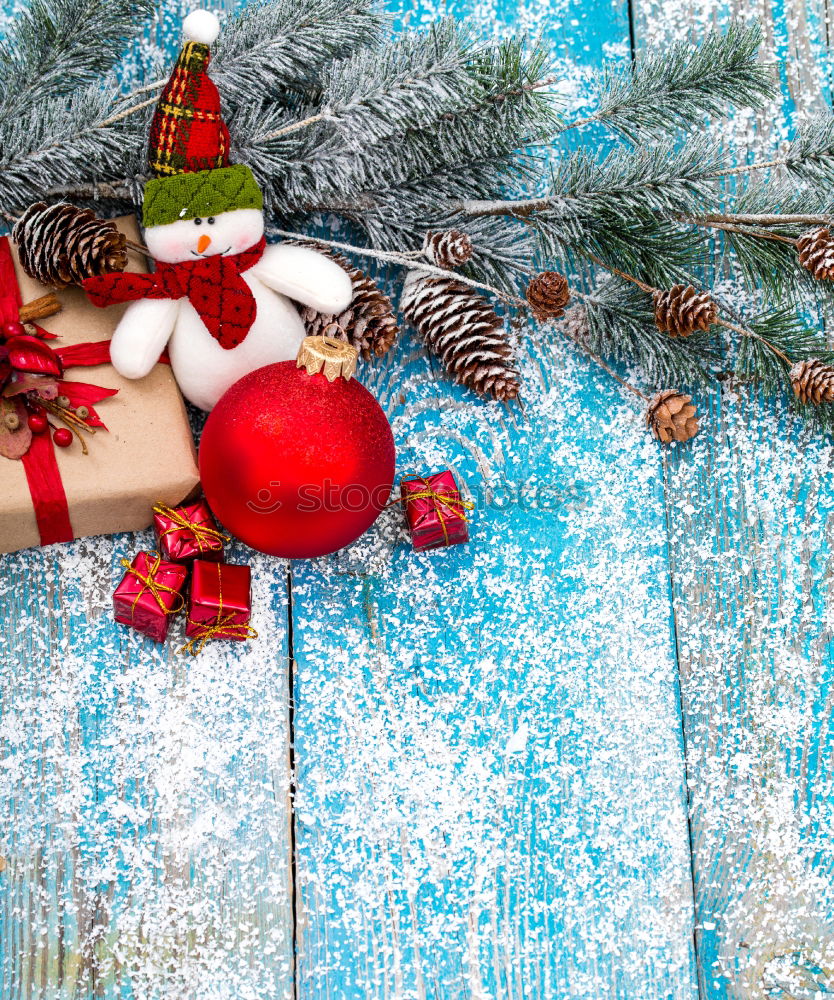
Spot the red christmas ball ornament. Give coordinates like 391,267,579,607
52,427,73,448
200,337,395,558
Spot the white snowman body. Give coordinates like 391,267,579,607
109,208,353,411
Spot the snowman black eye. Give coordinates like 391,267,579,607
194,218,202,225
208,217,216,225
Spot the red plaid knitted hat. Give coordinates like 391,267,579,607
143,10,263,228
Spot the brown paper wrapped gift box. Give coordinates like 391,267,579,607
0,216,200,555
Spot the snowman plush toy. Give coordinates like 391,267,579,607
83,10,353,411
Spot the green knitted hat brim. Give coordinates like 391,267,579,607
143,164,263,228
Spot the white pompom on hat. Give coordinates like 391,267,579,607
183,9,221,45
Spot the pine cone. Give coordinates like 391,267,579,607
790,358,834,404
422,230,473,269
653,285,718,337
646,390,699,444
526,271,571,321
401,270,520,402
797,227,834,281
288,242,398,360
12,202,128,288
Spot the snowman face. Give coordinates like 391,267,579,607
144,208,265,264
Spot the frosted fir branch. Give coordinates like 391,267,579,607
464,137,727,220
464,36,559,123
0,83,145,213
356,209,537,294
684,218,798,245
283,113,544,230
731,176,834,218
235,35,557,167
711,157,788,177
547,135,728,215
559,21,773,139
733,310,828,393
589,255,827,384
96,92,160,127
462,195,569,218
459,142,724,290
581,278,718,387
679,219,834,305
119,77,167,100
0,0,156,123
40,178,142,204
705,117,834,181
778,113,834,184
689,181,834,301
212,0,385,103
685,212,834,227
237,36,553,291
270,43,553,205
249,19,476,149
295,158,541,292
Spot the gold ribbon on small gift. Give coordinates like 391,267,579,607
393,474,474,546
153,501,231,553
180,615,258,656
119,551,185,620
179,562,257,656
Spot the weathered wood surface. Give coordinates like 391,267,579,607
634,2,834,998
4,0,833,997
286,0,698,995
0,543,295,998
663,398,834,999
290,330,698,999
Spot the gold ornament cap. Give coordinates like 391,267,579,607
296,336,358,381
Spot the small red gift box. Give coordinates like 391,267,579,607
153,500,228,563
401,471,471,551
113,550,187,643
183,560,256,653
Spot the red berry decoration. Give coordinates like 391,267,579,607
200,337,396,558
52,427,73,448
1,320,25,341
27,413,47,433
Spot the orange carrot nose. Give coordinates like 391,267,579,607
197,234,212,254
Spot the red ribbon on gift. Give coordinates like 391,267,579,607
0,235,124,546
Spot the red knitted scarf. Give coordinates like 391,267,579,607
83,237,266,350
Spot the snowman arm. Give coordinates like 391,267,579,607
109,297,180,380
250,243,353,314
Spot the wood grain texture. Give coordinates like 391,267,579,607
285,7,696,997
0,538,295,999
662,394,834,999
11,0,834,997
632,1,834,997
289,328,699,998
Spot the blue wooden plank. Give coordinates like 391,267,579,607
290,328,699,996
0,3,296,995
286,0,700,993
630,3,834,997
0,537,295,999
661,394,834,998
